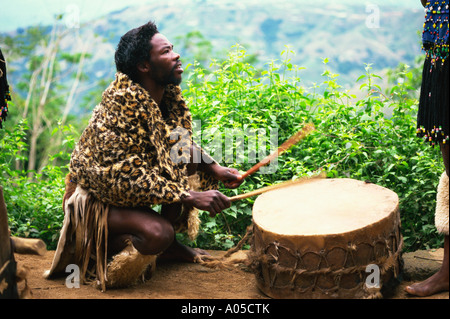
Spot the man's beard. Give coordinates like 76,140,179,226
150,62,182,86
166,66,182,86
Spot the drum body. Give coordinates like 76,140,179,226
250,178,402,299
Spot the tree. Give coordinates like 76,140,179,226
1,16,93,176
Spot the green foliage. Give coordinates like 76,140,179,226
1,119,70,249
1,45,444,252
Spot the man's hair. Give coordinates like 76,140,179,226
114,21,159,81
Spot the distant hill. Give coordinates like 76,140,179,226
94,0,425,84
2,0,426,109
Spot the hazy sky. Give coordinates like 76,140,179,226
1,0,420,33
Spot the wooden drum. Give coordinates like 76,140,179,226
249,178,403,299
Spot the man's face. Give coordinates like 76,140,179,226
148,33,183,86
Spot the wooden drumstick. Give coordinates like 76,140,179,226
239,123,315,181
229,172,325,202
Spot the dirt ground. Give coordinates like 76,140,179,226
12,249,449,300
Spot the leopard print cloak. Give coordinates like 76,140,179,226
72,72,195,206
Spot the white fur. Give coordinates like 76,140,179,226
105,241,156,289
435,171,449,235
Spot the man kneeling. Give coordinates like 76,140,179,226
45,21,242,291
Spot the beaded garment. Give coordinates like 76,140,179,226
0,48,11,129
422,0,449,65
417,0,449,146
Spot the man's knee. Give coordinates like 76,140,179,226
108,206,175,255
139,219,174,255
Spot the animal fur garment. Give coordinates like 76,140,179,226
104,240,156,290
44,185,110,291
435,171,449,235
183,174,201,241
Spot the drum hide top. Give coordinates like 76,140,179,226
253,178,399,237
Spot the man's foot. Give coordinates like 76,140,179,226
158,239,210,263
405,269,449,297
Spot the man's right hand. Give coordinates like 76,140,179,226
182,190,230,217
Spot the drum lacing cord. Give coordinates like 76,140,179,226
248,227,403,298
268,237,403,277
193,224,254,270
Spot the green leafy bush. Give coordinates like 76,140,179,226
0,118,71,249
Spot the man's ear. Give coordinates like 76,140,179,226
137,61,150,73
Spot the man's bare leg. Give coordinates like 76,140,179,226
107,205,174,257
158,202,210,263
158,238,210,263
107,203,209,262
